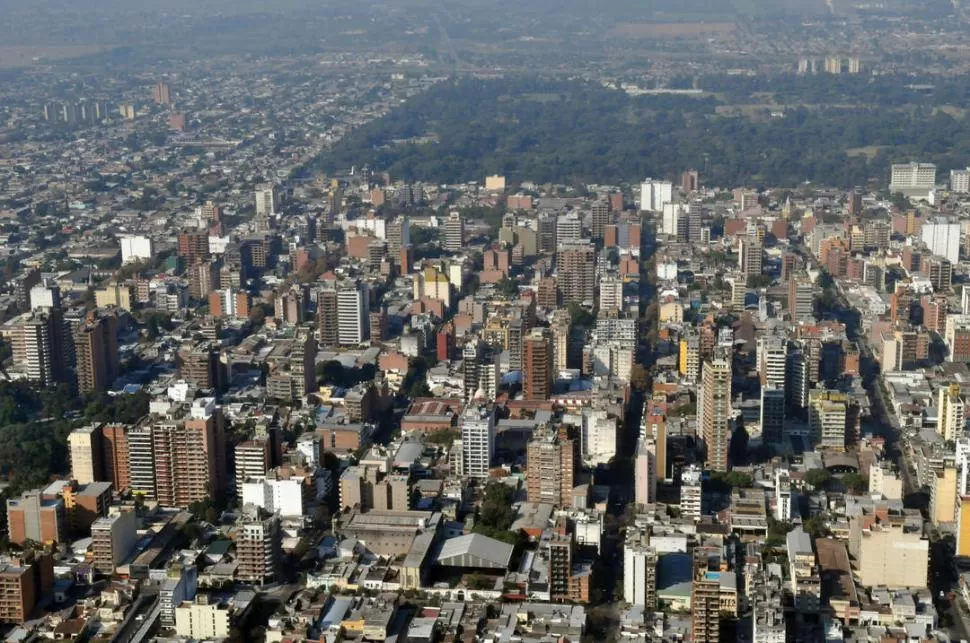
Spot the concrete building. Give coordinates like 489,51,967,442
444,211,464,252
90,511,137,573
640,179,673,212
931,465,958,525
0,555,53,624
523,327,553,402
68,424,102,485
852,514,928,589
234,508,281,585
255,185,279,217
634,437,657,508
921,217,960,263
526,425,575,506
337,281,370,346
623,528,657,609
938,384,966,442
175,596,231,640
701,359,732,471
7,489,66,546
890,162,937,201
556,240,595,306
460,404,495,479
73,312,119,395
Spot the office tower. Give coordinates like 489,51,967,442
152,81,171,104
523,328,553,401
6,489,66,545
938,384,966,442
701,359,732,472
538,213,557,253
760,385,786,447
624,529,657,609
640,178,673,212
557,240,595,305
691,553,722,643
739,236,763,276
757,336,787,389
460,404,495,479
68,425,103,485
74,312,119,395
890,162,936,193
526,425,575,506
235,508,281,585
235,439,271,498
550,309,571,373
317,284,339,347
951,169,970,193
254,185,279,218
0,554,54,624
591,200,611,239
337,281,370,345
634,437,657,507
178,228,210,265
462,339,499,402
101,424,130,492
443,211,464,252
921,218,960,263
90,511,137,573
808,390,856,451
556,211,582,244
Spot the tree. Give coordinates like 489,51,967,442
804,468,832,489
840,472,869,494
630,363,651,393
803,515,831,538
249,303,269,327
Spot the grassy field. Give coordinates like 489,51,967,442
0,46,109,68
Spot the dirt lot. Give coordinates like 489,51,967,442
0,45,107,68
609,22,736,38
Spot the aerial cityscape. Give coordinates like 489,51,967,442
6,0,970,642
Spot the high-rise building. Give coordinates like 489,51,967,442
557,240,595,305
624,528,657,609
386,216,410,261
538,213,557,253
809,389,857,451
462,339,499,402
946,314,970,362
235,439,271,498
760,385,786,448
523,328,553,401
691,552,723,643
526,425,575,506
889,162,936,194
74,311,119,395
640,179,673,212
8,310,68,387
317,284,339,347
460,404,495,479
598,274,624,312
178,228,210,265
556,212,582,244
127,399,227,508
444,211,464,252
68,424,103,485
739,236,763,277
101,424,130,492
681,169,699,192
235,508,281,585
788,275,815,321
591,200,611,239
152,82,171,104
254,185,279,218
0,554,54,624
701,359,732,472
634,437,657,507
757,335,788,389
550,309,571,373
337,281,370,345
177,342,227,392
90,511,137,573
921,217,960,264
775,469,793,521
938,384,966,442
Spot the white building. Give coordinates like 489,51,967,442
583,408,618,466
951,168,970,193
889,162,936,193
774,469,793,522
635,437,656,507
175,596,231,640
661,203,682,236
599,274,624,312
640,179,673,212
255,185,279,217
556,212,582,244
241,477,304,517
681,465,703,519
460,404,495,478
623,537,657,608
120,235,153,264
337,282,369,345
921,217,961,264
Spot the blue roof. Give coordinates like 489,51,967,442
122,384,142,394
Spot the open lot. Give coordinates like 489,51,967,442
608,22,736,39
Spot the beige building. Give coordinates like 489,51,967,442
174,596,231,639
90,511,137,573
484,174,506,192
68,425,101,485
94,283,134,311
851,515,928,589
938,384,966,442
868,464,903,501
932,465,958,525
659,301,684,324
